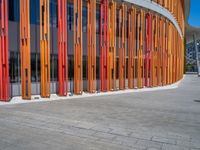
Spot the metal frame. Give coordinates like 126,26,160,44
74,0,83,94
0,0,9,101
58,0,68,96
40,0,50,97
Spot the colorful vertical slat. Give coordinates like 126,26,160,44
118,3,127,90
108,0,116,91
74,0,82,95
40,0,50,98
128,6,136,89
0,0,9,101
145,13,153,87
20,0,31,100
100,0,108,92
58,0,68,96
87,0,96,93
137,10,145,88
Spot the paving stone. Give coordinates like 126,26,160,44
112,135,138,147
147,148,160,150
162,144,189,150
0,75,199,149
152,136,177,144
130,132,153,140
93,132,117,140
109,127,133,136
91,125,112,133
137,139,162,149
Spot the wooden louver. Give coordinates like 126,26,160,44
100,0,108,92
0,0,9,101
58,0,68,96
88,0,96,93
108,0,116,91
118,3,127,90
74,0,83,94
128,6,136,89
40,0,50,97
20,0,31,99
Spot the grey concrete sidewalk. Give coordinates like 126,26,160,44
0,75,200,150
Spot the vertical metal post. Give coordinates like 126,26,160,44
40,0,50,97
20,0,31,100
0,0,9,101
74,0,83,94
58,0,68,96
88,0,96,93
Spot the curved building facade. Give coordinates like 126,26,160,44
0,0,185,101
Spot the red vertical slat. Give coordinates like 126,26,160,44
145,13,153,87
58,0,68,96
0,0,10,101
100,0,108,92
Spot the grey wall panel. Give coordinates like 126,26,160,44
8,22,19,52
68,31,74,55
83,32,88,56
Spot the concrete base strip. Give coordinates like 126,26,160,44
0,76,184,106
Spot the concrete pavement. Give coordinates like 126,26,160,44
0,75,200,150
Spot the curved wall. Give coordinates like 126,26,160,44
0,0,185,101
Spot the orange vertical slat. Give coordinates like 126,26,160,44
128,6,136,89
88,0,96,93
108,0,116,91
20,0,31,100
74,0,83,94
118,3,127,90
40,0,50,97
137,10,145,88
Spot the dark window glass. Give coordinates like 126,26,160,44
50,54,58,81
96,9,100,34
31,53,40,82
30,0,40,24
9,52,20,83
8,0,19,21
50,0,57,27
82,6,87,32
68,3,74,31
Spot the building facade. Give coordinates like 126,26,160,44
0,0,185,101
186,40,200,72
